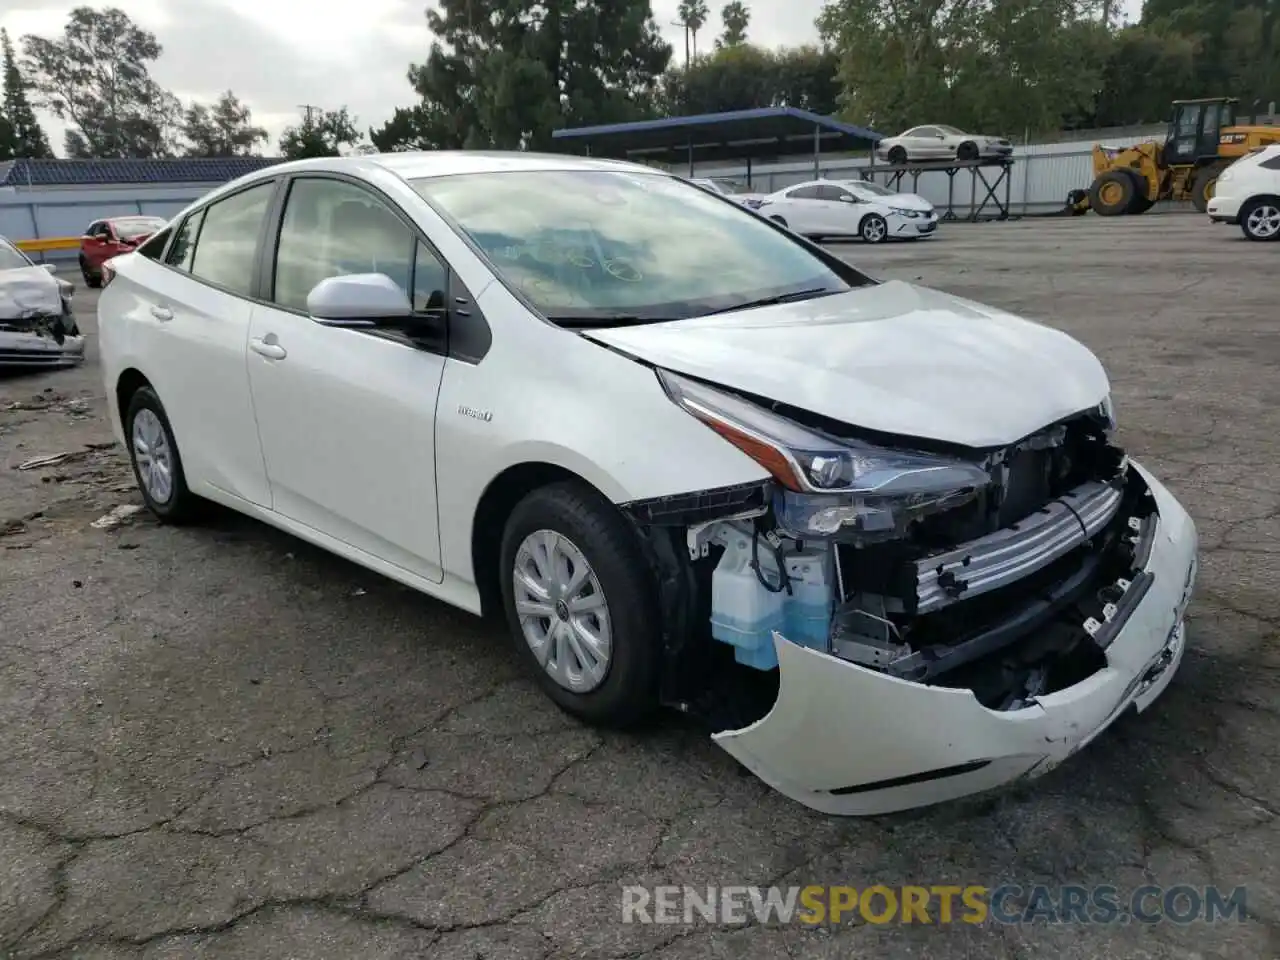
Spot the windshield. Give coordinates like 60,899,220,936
847,181,893,197
411,170,858,323
0,239,34,271
114,218,165,240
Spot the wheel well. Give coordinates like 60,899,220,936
1245,193,1280,207
115,368,152,424
470,461,597,617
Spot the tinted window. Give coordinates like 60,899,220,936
1260,152,1280,170
412,170,859,322
0,239,32,270
165,211,204,271
815,185,849,201
273,177,439,312
909,126,940,137
188,182,275,296
137,228,171,261
787,185,824,199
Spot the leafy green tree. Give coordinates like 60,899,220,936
1,28,52,158
278,106,360,158
22,6,182,158
817,0,1109,135
371,0,671,152
181,91,267,157
717,1,751,48
660,43,840,116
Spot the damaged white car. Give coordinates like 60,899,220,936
97,153,1197,815
0,236,84,368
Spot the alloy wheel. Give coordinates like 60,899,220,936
131,408,174,504
1245,203,1280,240
512,529,613,693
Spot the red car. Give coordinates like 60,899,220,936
79,216,167,288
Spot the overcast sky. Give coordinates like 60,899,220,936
1,0,1145,157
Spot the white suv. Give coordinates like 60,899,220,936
1206,144,1280,241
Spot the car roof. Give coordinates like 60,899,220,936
241,151,654,184
171,151,671,223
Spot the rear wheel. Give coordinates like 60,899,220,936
124,386,202,523
887,146,908,165
1240,198,1280,241
499,482,662,728
1089,170,1136,216
860,213,889,244
1191,165,1224,214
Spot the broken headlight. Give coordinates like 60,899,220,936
658,369,992,540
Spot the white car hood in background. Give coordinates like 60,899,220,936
0,266,63,320
584,280,1110,449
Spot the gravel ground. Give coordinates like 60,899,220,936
1,215,1277,959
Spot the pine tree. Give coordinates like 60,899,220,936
0,28,52,159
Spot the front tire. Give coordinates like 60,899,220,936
499,482,662,728
1089,170,1135,216
860,213,889,243
1240,198,1280,241
124,386,202,523
957,141,979,162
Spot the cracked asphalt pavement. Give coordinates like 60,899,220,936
1,215,1277,959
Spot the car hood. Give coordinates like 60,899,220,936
0,266,63,321
583,280,1110,449
879,192,932,211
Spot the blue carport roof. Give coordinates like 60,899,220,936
552,106,882,165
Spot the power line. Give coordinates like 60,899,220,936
297,104,322,125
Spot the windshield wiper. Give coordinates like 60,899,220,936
700,287,839,317
548,314,678,329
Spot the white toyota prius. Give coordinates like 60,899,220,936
98,151,1197,816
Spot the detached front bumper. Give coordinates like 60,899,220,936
0,330,86,368
712,460,1196,816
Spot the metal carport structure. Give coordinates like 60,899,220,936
550,107,883,185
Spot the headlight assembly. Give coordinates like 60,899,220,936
657,370,992,541
890,208,920,218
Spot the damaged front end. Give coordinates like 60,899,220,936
624,371,1197,815
0,268,85,368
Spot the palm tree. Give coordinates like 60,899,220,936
678,0,710,65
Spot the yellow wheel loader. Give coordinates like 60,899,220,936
1070,98,1280,216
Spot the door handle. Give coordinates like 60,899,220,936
250,337,287,360
150,305,173,321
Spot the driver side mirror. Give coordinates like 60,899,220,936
307,273,414,326
838,194,856,203
42,263,58,275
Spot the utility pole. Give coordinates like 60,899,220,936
298,104,322,125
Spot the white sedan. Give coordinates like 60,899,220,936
98,151,1197,816
754,179,938,242
876,125,1013,165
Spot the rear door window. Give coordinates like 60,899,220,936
187,182,276,297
